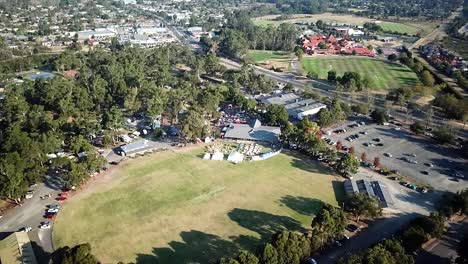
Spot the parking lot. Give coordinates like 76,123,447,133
324,116,468,192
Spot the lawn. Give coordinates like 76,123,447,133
379,22,420,35
245,50,293,63
53,149,343,263
301,57,420,90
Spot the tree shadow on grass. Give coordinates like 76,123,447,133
279,195,324,216
136,230,243,264
135,209,305,263
227,208,305,241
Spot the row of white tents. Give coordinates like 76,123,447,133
203,151,245,164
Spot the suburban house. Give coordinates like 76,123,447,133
302,33,374,57
344,179,394,208
223,119,280,143
259,93,327,120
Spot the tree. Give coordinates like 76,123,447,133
260,243,279,264
336,141,343,151
317,108,334,127
360,152,368,162
335,153,359,176
421,70,435,86
388,54,398,61
433,126,455,144
295,48,304,61
236,251,259,264
51,243,99,264
311,204,346,247
351,104,369,115
370,109,389,124
181,109,209,141
373,157,380,168
345,193,382,222
401,226,428,253
264,104,289,126
410,121,424,135
328,70,337,83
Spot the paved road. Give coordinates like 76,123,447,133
416,217,468,263
316,167,441,263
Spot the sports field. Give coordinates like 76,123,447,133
53,149,343,263
379,22,419,35
245,50,293,62
301,57,420,90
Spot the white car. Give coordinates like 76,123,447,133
40,222,51,229
384,153,392,157
21,227,32,232
25,191,34,199
47,208,59,213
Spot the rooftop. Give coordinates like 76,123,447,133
224,119,280,143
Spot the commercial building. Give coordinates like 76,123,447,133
223,119,280,143
259,93,326,120
344,179,394,208
119,140,155,157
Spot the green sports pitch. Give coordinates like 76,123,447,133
53,149,343,263
301,57,420,90
379,22,420,35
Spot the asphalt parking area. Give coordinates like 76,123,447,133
324,118,468,192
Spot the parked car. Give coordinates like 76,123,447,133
384,153,392,157
40,222,51,229
424,163,434,167
47,208,59,213
48,204,60,209
421,171,430,175
25,191,34,199
346,224,359,233
21,227,32,232
57,196,67,201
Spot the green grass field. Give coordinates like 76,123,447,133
246,50,293,62
301,57,420,90
53,150,343,263
379,22,420,35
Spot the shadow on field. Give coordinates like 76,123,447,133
135,209,306,263
279,195,324,216
228,208,305,241
135,230,241,264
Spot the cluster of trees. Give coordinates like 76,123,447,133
317,99,352,127
370,109,389,125
327,71,375,94
219,204,346,264
51,243,100,264
434,93,468,123
258,0,329,14
211,11,299,58
0,45,232,201
347,0,462,19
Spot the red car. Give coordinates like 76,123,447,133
58,192,69,197
44,213,56,219
57,196,67,201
